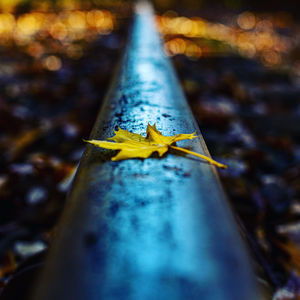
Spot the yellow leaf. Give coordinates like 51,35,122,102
85,123,227,169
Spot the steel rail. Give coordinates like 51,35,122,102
31,2,261,299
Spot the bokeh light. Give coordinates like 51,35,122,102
157,11,296,68
0,9,114,47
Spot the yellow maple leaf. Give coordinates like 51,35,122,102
85,124,226,169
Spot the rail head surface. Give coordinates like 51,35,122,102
32,2,261,300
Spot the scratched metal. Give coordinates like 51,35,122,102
32,3,261,300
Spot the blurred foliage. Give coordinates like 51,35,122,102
0,0,299,14
0,0,132,13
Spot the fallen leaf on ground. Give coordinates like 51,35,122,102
0,252,17,278
85,123,226,169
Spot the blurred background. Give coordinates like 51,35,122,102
0,0,300,299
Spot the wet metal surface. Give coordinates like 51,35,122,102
32,3,261,300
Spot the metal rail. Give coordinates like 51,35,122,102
31,2,261,299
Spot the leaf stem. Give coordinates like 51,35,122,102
170,145,227,169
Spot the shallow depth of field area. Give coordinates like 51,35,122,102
0,0,300,299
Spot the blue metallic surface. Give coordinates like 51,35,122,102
32,3,261,300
